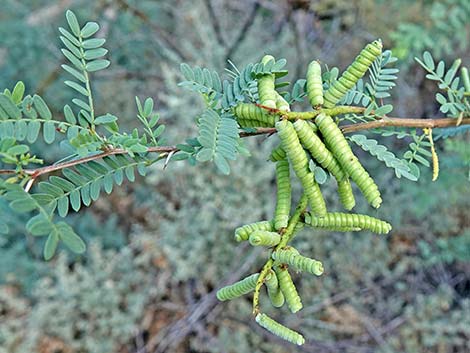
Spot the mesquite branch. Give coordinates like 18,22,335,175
0,107,469,179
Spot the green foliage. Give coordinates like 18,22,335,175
0,4,469,350
391,0,470,60
350,134,417,180
196,109,239,174
415,51,469,116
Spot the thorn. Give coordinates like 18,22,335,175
163,151,176,169
24,178,35,192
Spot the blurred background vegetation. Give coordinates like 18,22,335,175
0,0,469,352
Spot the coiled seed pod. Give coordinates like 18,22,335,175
234,220,274,242
258,55,277,108
323,40,382,108
276,120,327,216
272,249,324,276
275,91,290,111
337,177,356,210
249,230,281,247
306,60,324,107
269,144,287,162
264,269,285,307
275,266,302,313
272,246,300,265
216,273,259,301
233,103,277,127
305,212,392,234
293,119,345,180
255,313,305,346
315,114,382,208
462,67,470,92
237,119,272,128
274,159,291,229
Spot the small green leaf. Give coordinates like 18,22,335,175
144,98,154,117
11,81,25,104
84,48,108,60
61,49,84,70
10,198,37,213
64,105,77,124
26,215,53,236
422,51,435,70
64,81,89,96
62,64,87,83
0,94,21,119
94,114,117,125
196,148,213,162
408,162,420,179
44,230,59,260
374,104,393,116
81,22,100,38
86,59,110,72
59,27,81,47
65,10,81,36
33,95,52,120
214,153,230,175
128,144,148,153
314,167,328,184
72,98,91,112
43,121,56,144
7,145,29,155
57,197,69,217
82,38,106,49
57,222,86,254
69,190,81,212
176,144,195,153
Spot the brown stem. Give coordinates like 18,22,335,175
1,116,468,179
340,117,470,133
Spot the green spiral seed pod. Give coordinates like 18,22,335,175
237,118,273,128
275,91,290,111
462,67,470,92
255,313,305,346
337,177,356,210
302,172,327,217
249,230,281,247
216,273,260,301
306,60,324,107
272,249,324,276
274,159,291,229
275,266,302,313
323,40,382,108
294,119,345,181
272,246,300,265
233,103,277,127
315,114,382,208
264,269,285,308
269,144,287,162
276,120,327,216
258,55,277,108
305,212,392,234
234,220,274,242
